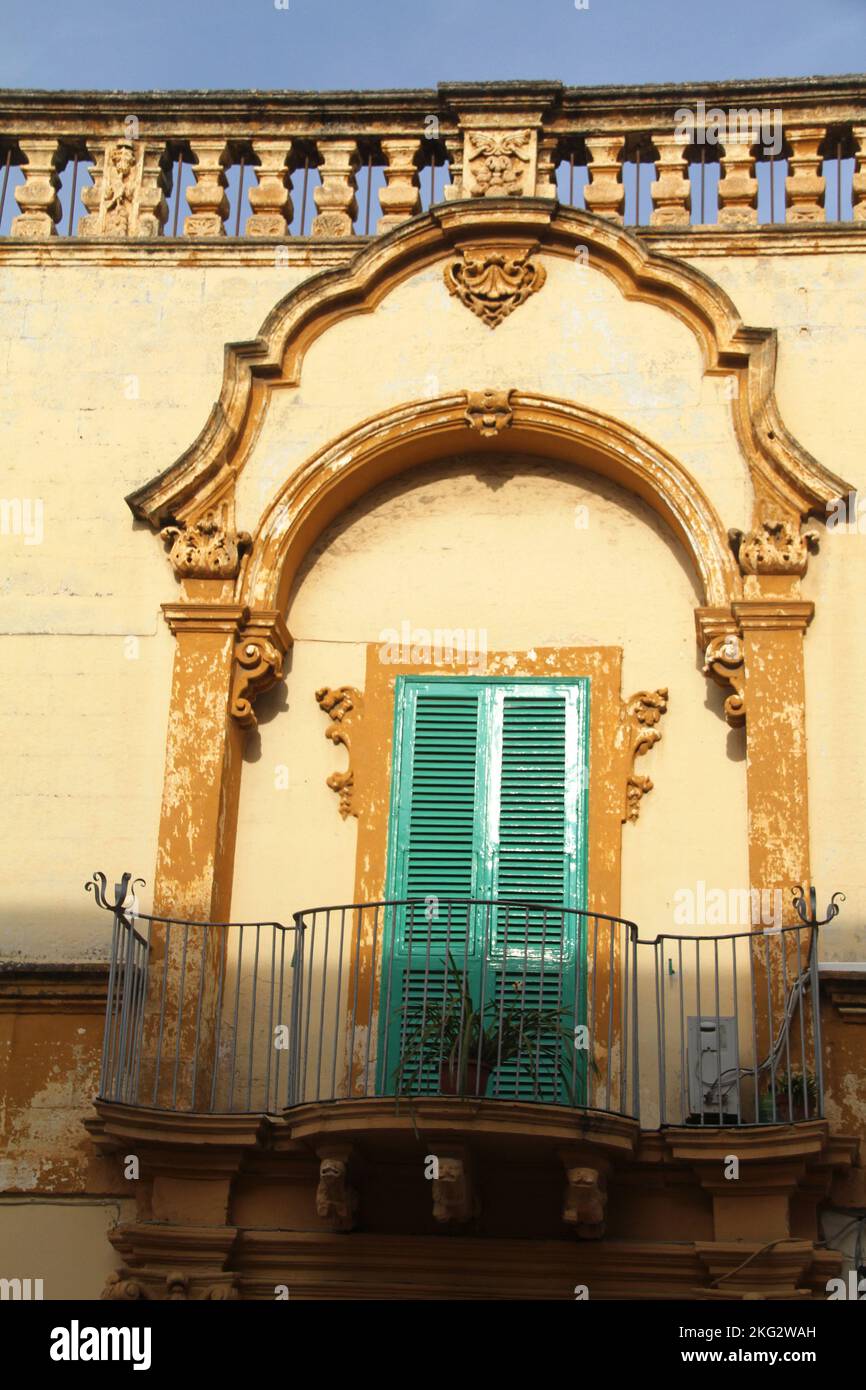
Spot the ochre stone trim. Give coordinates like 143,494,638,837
315,685,363,819
729,518,820,577
230,610,292,730
244,393,740,613
122,201,852,532
618,688,669,823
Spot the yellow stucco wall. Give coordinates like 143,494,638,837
1,247,864,963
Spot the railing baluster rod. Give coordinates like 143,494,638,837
228,923,243,1112
696,939,703,1126
678,937,686,1125
810,926,824,1116
153,920,171,1106
246,924,261,1110
100,912,121,1097
190,923,208,1111
363,905,378,1097
264,923,277,1110
234,154,245,237
209,921,228,1113
66,154,79,237
731,937,743,1125
171,922,189,1110
606,919,615,1112
0,148,12,229
654,939,665,1125
316,907,331,1102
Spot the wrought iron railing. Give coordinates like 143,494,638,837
87,873,839,1128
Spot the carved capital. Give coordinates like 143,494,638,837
316,685,362,818
463,388,514,436
729,519,819,576
165,1270,190,1300
618,688,668,823
464,128,534,197
316,1146,358,1232
230,611,292,730
703,632,746,727
444,244,546,328
161,506,252,579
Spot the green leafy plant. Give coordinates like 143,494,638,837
393,951,590,1102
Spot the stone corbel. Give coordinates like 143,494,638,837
431,1150,477,1226
560,1157,608,1238
315,685,363,819
230,611,292,730
161,503,252,579
463,127,535,197
463,388,514,436
616,687,668,823
315,1145,358,1232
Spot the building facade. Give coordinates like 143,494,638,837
1,77,865,1300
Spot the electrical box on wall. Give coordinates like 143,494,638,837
687,1016,740,1121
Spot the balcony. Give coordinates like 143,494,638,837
90,879,829,1135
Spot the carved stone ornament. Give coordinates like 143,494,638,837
465,128,532,197
562,1165,607,1239
161,506,252,579
703,632,746,727
463,388,514,436
316,1149,358,1232
728,519,819,576
444,246,546,328
620,688,669,823
101,1268,147,1300
230,615,290,730
316,685,362,818
431,1154,477,1226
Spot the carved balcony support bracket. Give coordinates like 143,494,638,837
431,1149,478,1227
230,611,292,730
444,243,546,328
615,687,669,823
315,1145,358,1232
559,1151,609,1238
315,685,363,819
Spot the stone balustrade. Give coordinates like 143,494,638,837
1,77,865,240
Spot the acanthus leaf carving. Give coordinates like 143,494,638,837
463,388,514,436
161,504,252,579
316,685,362,818
728,519,819,576
465,128,533,197
703,632,746,727
444,245,546,328
618,687,669,823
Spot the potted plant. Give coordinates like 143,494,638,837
393,952,584,1102
759,1067,819,1122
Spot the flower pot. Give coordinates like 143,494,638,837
438,1059,492,1097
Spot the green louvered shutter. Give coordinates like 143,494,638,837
377,683,484,1092
379,677,588,1101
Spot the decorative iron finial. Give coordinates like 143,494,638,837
792,885,844,927
85,871,145,912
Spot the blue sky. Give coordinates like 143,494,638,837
0,0,864,90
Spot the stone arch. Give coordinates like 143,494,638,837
126,198,849,536
242,391,740,614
